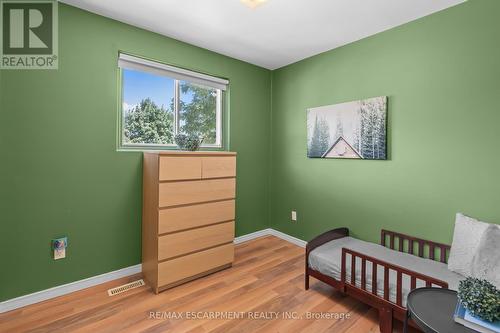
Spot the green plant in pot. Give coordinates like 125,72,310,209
174,134,203,151
458,277,500,322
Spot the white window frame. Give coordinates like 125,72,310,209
118,53,228,149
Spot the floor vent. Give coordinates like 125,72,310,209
107,279,145,296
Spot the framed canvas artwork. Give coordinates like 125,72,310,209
307,96,387,160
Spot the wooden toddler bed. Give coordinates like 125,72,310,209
305,228,462,333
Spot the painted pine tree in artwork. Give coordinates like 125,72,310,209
333,116,344,141
308,116,330,157
355,97,386,159
376,99,387,159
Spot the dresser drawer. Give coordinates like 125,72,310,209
158,178,236,207
159,156,202,181
158,221,234,260
159,200,235,234
158,243,234,287
202,156,236,179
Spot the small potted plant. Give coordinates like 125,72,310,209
174,134,204,151
458,277,500,322
455,277,500,332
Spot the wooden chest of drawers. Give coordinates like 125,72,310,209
142,151,236,293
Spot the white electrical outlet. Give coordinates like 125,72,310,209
291,210,297,221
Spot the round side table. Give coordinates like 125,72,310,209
404,288,476,333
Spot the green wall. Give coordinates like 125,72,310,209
0,4,271,301
269,0,500,244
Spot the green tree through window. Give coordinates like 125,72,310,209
179,82,217,144
123,98,174,144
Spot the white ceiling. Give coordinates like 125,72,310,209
61,0,465,70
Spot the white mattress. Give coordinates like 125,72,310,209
308,236,464,306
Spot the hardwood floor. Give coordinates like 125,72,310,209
0,236,414,333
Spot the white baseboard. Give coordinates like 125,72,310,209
234,228,306,248
0,264,142,314
234,228,273,244
268,229,307,248
1,228,305,313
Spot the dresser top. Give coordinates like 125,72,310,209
145,151,236,156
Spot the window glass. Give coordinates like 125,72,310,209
179,81,219,145
122,69,175,145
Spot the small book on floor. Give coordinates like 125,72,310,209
454,302,500,333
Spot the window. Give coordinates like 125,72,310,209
118,53,228,149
